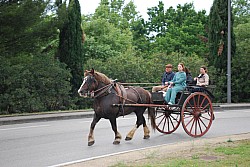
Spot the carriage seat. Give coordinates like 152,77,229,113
186,85,215,99
151,92,165,104
151,90,190,105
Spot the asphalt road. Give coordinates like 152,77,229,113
0,108,250,167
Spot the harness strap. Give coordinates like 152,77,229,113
93,83,112,98
112,83,128,117
128,86,143,103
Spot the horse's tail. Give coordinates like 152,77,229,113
147,92,156,130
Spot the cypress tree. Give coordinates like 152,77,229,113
58,0,83,96
208,0,236,73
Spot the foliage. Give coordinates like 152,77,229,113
1,0,250,113
83,51,207,85
231,18,250,102
57,0,84,96
207,0,237,102
0,54,72,114
0,0,59,55
208,0,236,72
232,0,250,25
92,0,139,30
82,18,133,61
146,2,208,56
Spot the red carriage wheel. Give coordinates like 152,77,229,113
155,108,181,134
181,92,214,137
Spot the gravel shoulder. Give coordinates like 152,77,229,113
64,133,250,167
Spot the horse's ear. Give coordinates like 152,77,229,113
90,68,95,74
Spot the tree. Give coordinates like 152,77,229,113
57,0,83,96
0,53,72,114
208,0,236,73
0,0,59,56
81,18,133,61
232,0,250,25
92,0,139,30
146,2,208,56
231,19,250,102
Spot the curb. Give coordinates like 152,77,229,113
0,111,94,126
0,103,249,126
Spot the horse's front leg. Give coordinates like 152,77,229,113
109,118,122,145
88,114,101,146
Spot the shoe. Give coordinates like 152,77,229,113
168,102,173,105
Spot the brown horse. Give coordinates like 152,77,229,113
78,69,156,146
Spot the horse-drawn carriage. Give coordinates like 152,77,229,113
113,86,215,138
78,69,215,146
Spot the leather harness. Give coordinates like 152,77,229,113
92,82,142,116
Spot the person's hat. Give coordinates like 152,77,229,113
165,64,173,68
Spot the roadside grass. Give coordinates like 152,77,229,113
111,139,250,167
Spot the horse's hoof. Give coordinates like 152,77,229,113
143,135,150,139
88,141,95,146
125,137,132,141
113,140,120,145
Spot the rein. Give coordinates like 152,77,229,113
92,83,112,98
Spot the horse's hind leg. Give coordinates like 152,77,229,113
109,118,122,145
143,122,150,139
88,114,101,146
139,113,150,139
125,110,150,140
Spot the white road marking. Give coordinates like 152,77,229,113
79,116,137,123
48,142,178,167
0,125,50,131
243,110,250,113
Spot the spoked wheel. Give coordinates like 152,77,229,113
155,107,181,134
181,92,214,137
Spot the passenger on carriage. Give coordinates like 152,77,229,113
192,66,209,92
152,64,175,92
164,63,187,105
184,67,193,85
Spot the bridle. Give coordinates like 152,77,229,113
81,75,113,98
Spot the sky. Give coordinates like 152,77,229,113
80,0,214,19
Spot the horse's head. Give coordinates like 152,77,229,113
78,69,98,97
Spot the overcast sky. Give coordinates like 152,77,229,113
80,0,214,19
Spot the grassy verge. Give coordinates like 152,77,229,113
111,139,250,167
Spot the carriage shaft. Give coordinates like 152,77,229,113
112,104,170,107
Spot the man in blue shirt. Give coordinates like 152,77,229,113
152,64,175,92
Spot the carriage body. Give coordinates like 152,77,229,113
151,86,215,137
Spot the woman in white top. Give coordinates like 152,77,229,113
194,66,209,86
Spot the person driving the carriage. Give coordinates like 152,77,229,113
152,64,175,92
164,63,186,105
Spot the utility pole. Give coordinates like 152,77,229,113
227,0,232,103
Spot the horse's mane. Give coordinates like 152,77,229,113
94,71,112,84
85,70,111,84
